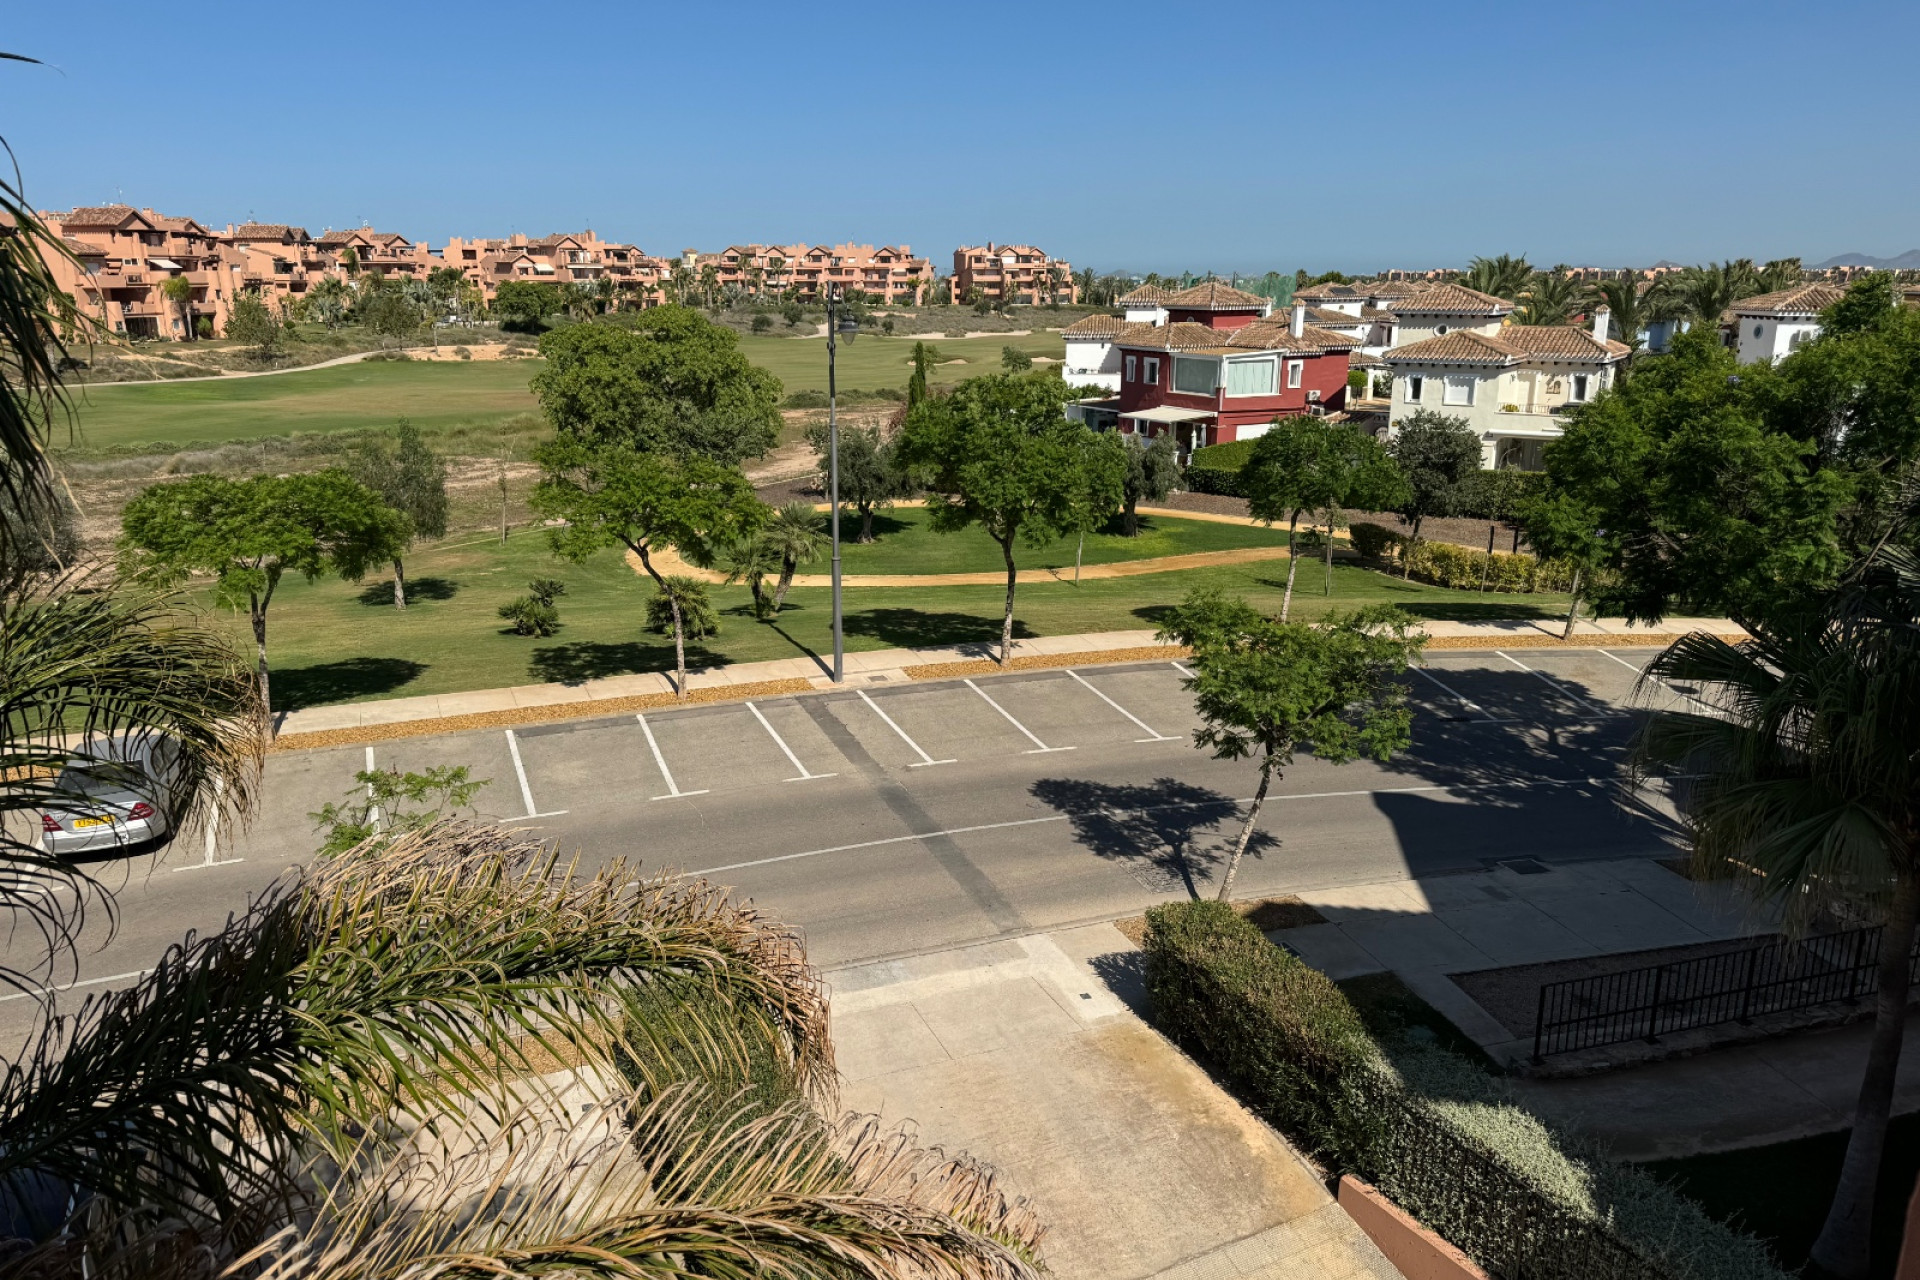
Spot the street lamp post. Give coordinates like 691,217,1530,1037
824,287,859,683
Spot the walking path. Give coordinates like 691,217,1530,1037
273,616,1742,748
82,341,506,386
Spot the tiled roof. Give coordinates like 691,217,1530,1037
1388,284,1512,315
62,205,143,228
1349,350,1386,368
1731,283,1846,316
1385,325,1624,365
1384,331,1516,364
1497,326,1629,360
1115,319,1358,355
1304,306,1368,326
62,236,106,257
1163,281,1268,310
1113,321,1238,352
1116,283,1172,306
1293,283,1363,304
1061,314,1125,338
1225,320,1359,355
231,223,309,242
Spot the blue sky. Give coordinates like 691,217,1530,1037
4,0,1915,274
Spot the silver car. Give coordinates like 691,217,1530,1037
39,734,184,856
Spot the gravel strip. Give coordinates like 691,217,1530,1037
905,645,1189,681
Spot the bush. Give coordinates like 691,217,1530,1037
1347,521,1402,561
498,597,560,637
751,314,773,333
454,345,472,360
1143,901,1786,1280
1185,439,1258,497
1402,539,1578,593
647,577,719,638
782,389,830,409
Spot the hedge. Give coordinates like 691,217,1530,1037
1344,523,1577,594
1143,901,1788,1280
1185,439,1257,497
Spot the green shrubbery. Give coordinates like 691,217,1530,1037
1343,522,1577,593
1143,901,1787,1280
1186,446,1546,519
646,577,720,639
1185,439,1259,496
1346,521,1401,561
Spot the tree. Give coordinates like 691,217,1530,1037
1120,432,1180,536
1635,558,1920,1279
706,527,781,619
1461,254,1534,300
1521,489,1608,638
358,283,421,347
532,438,763,699
1586,273,1652,357
159,274,194,341
224,289,283,358
907,340,938,408
492,279,562,332
1244,418,1406,617
121,471,410,721
1386,410,1481,575
303,274,349,330
532,307,784,465
1513,267,1579,326
1159,589,1422,900
0,149,82,528
309,764,486,855
1061,430,1130,584
807,421,908,542
1000,345,1032,372
764,500,825,614
898,374,1115,665
1757,257,1804,293
1670,260,1760,328
345,419,449,607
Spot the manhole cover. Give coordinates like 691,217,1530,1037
1495,857,1551,875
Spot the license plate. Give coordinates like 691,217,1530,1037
69,815,116,830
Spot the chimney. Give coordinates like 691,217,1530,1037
1592,305,1611,343
1291,300,1306,338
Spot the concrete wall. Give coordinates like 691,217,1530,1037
1337,1176,1490,1280
1064,337,1120,390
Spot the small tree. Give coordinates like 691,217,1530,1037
121,472,410,723
1000,345,1032,372
898,375,1118,665
1244,419,1406,618
493,280,561,332
309,765,487,855
224,291,282,359
344,419,448,608
1521,490,1609,638
807,422,908,542
1386,409,1481,577
358,285,421,348
303,276,349,330
161,275,195,341
764,501,824,614
1120,432,1180,536
532,440,762,699
1159,589,1423,900
1063,431,1130,584
907,341,938,408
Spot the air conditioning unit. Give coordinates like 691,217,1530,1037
1306,389,1321,402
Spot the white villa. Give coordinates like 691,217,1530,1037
1729,282,1845,364
1060,283,1197,391
1382,308,1630,470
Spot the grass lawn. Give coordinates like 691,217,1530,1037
226,528,1568,710
1645,1114,1920,1277
62,359,544,453
734,330,1064,395
834,507,1286,575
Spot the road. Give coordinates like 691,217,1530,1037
0,647,1701,1039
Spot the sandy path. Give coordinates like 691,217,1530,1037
83,341,520,386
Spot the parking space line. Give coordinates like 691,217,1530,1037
1495,650,1615,716
0,968,153,1005
364,746,382,830
637,714,709,800
173,776,242,872
1410,666,1515,725
964,679,1073,754
1066,668,1174,742
855,689,955,767
1597,648,1716,715
1171,661,1194,679
503,729,569,819
747,702,838,781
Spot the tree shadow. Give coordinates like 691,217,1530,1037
843,608,1035,651
1397,600,1560,622
1027,776,1276,898
527,640,724,685
356,577,459,606
272,657,427,710
853,512,912,541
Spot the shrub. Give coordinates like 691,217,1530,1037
647,577,719,639
454,345,472,360
782,389,830,409
1143,901,1786,1280
1347,521,1402,561
527,577,566,607
1185,439,1258,497
498,597,560,637
751,314,773,333
1402,539,1578,593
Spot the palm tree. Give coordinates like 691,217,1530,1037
764,500,825,614
1585,273,1648,354
1670,260,1762,330
1758,257,1804,293
1637,556,1920,1280
1513,267,1579,325
698,262,721,310
1461,253,1534,300
0,123,80,526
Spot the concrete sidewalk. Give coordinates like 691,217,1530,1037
277,616,1741,738
829,924,1401,1279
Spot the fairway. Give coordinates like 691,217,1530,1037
734,329,1065,394
832,506,1286,575
62,359,543,452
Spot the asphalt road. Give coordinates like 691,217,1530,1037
0,647,1701,1040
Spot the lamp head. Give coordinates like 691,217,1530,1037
838,313,859,344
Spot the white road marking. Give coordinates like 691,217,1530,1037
700,774,1618,875
1409,665,1515,724
1595,648,1716,715
856,689,954,767
965,679,1073,754
0,968,152,1004
1171,661,1194,679
175,776,242,871
503,729,568,819
364,745,381,829
1495,650,1614,716
747,701,837,782
1065,668,1173,742
637,714,708,800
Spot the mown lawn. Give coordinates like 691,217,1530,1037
733,330,1064,394
833,507,1286,575
220,528,1568,710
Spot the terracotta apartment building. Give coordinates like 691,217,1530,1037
681,244,934,304
441,231,664,307
952,243,1075,305
45,205,241,339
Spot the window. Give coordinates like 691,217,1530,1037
1405,375,1424,403
1286,359,1304,389
1435,324,1450,336
1752,324,1764,338
1124,355,1137,383
1224,359,1276,397
1442,375,1475,406
1144,358,1160,386
1571,374,1590,401
1173,356,1216,395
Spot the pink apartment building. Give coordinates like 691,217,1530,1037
44,205,240,339
952,243,1076,306
442,230,668,307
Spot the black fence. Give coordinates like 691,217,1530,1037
1532,925,1920,1061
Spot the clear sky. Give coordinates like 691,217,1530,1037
4,0,1915,274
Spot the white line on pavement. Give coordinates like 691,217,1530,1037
747,701,838,781
1495,650,1615,716
0,969,152,1004
700,774,1616,876
364,745,381,829
637,714,708,800
856,689,954,767
1595,648,1716,715
1409,665,1515,724
1065,668,1174,742
1170,661,1194,679
503,729,568,819
174,777,242,872
965,679,1073,754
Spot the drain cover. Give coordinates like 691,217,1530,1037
1496,857,1551,875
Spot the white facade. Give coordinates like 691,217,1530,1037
1063,335,1122,390
1124,301,1168,325
1734,313,1820,364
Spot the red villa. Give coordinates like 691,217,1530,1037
1113,282,1359,453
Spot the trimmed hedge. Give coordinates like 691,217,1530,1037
1143,901,1787,1280
1185,439,1257,497
1347,522,1401,561
1344,523,1577,594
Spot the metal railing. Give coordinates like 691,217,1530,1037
1531,925,1919,1060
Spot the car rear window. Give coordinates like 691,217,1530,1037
54,763,146,798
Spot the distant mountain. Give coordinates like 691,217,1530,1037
1812,250,1920,269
